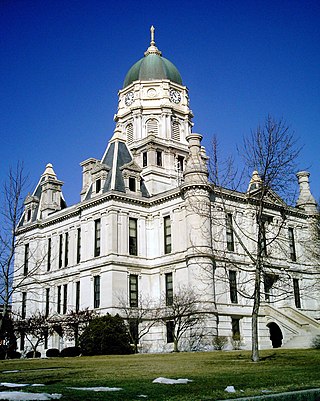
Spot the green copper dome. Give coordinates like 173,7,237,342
123,26,182,88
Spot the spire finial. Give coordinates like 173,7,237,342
144,25,162,56
150,25,155,46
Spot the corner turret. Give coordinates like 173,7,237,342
296,171,318,214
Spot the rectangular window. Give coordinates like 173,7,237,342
164,216,172,254
57,285,61,314
156,150,162,167
231,318,240,338
226,214,234,251
22,292,27,319
129,177,136,191
142,151,147,167
64,232,69,267
264,274,278,302
94,275,100,308
47,238,51,271
129,274,138,307
63,284,67,314
94,219,101,257
129,218,138,256
77,228,81,264
166,320,175,343
59,234,63,268
75,281,80,313
229,271,238,304
293,278,301,309
24,244,29,276
288,228,296,261
45,288,50,317
165,272,173,306
177,156,184,172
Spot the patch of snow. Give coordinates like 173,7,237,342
1,384,44,388
152,377,193,385
137,396,148,398
68,387,122,392
225,385,236,393
2,371,20,374
0,392,62,400
1,384,29,388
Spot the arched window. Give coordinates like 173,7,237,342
126,123,133,144
146,119,159,136
171,121,180,141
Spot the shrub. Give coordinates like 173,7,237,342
311,335,320,349
26,350,41,358
80,314,133,356
212,335,228,350
46,348,60,357
231,334,243,350
60,346,81,357
7,350,21,359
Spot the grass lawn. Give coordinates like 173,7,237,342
0,349,319,400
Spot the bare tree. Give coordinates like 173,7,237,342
209,116,302,361
58,308,96,347
0,163,28,332
117,294,159,353
14,311,53,357
161,285,206,352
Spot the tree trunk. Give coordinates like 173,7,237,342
251,278,260,362
173,338,179,352
251,219,264,362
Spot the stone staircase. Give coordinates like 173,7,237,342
260,304,320,348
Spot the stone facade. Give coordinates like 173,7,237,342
13,29,320,355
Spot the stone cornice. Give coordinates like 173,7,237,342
17,182,311,235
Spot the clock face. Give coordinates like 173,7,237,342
169,89,181,104
125,92,134,106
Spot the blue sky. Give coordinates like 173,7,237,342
1,0,319,205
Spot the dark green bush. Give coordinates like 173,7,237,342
26,350,41,358
80,314,133,356
60,346,81,357
311,335,320,349
46,348,60,357
7,350,21,359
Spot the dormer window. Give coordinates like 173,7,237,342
96,179,101,193
129,177,136,192
27,209,32,221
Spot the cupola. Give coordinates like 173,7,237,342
123,26,182,88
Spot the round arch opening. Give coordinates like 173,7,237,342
267,322,283,348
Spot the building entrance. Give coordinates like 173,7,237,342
267,322,283,348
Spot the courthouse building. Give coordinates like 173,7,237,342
13,28,320,353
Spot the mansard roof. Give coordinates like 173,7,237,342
19,164,67,226
83,136,150,201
